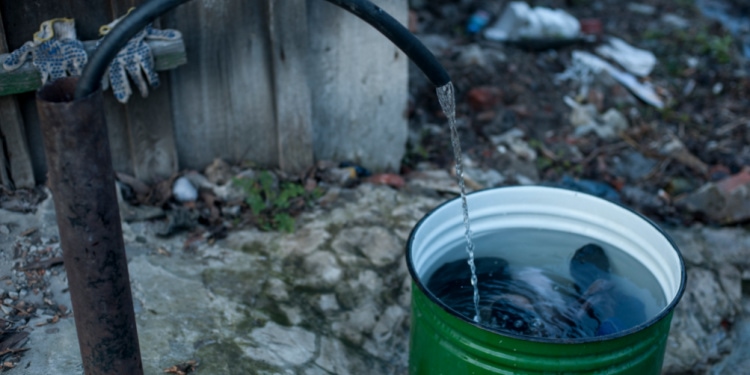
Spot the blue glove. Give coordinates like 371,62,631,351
3,18,88,85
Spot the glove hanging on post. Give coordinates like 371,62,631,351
3,18,88,85
99,8,182,103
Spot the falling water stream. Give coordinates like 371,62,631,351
436,82,481,323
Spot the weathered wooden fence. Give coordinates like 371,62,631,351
0,0,407,189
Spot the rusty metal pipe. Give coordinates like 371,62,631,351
36,77,143,375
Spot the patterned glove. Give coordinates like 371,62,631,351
3,18,88,85
99,9,181,103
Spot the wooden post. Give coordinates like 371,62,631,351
269,0,313,174
166,0,277,171
0,11,35,189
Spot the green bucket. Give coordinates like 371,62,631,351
406,186,686,374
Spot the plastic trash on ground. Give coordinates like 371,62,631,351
563,96,629,140
595,37,656,77
484,2,580,43
557,51,664,109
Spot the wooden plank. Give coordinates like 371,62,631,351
268,0,313,174
307,0,409,172
0,38,186,97
124,74,178,183
113,0,178,183
165,0,277,171
102,93,134,176
0,9,35,188
0,136,10,187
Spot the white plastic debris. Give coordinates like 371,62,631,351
595,37,657,77
489,128,537,161
564,96,629,140
173,176,198,202
484,2,581,42
558,51,664,109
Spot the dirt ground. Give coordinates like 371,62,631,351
405,0,750,227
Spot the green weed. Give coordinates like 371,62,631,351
233,171,322,233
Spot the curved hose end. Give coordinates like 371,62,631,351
431,68,451,88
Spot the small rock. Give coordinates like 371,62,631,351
406,169,460,194
315,337,351,374
710,319,750,374
172,177,198,202
204,158,233,185
367,174,405,189
349,270,384,295
620,186,663,211
662,13,689,29
316,294,340,313
371,305,406,344
398,277,412,308
277,227,331,258
687,268,735,328
627,3,656,15
467,86,503,111
612,151,658,181
296,252,342,289
221,205,242,218
8,291,18,299
280,305,303,325
666,229,706,266
246,322,317,366
464,168,506,189
419,34,451,55
678,167,750,223
0,225,10,236
264,278,289,302
333,302,379,345
489,128,536,161
599,108,629,137
718,265,742,311
3,298,13,305
332,227,402,267
213,183,246,203
456,44,489,68
659,137,708,174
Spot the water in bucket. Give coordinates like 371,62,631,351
424,229,666,338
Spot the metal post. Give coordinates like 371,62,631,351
36,77,143,375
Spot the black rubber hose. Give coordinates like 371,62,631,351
322,0,450,87
76,0,450,99
75,0,190,99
